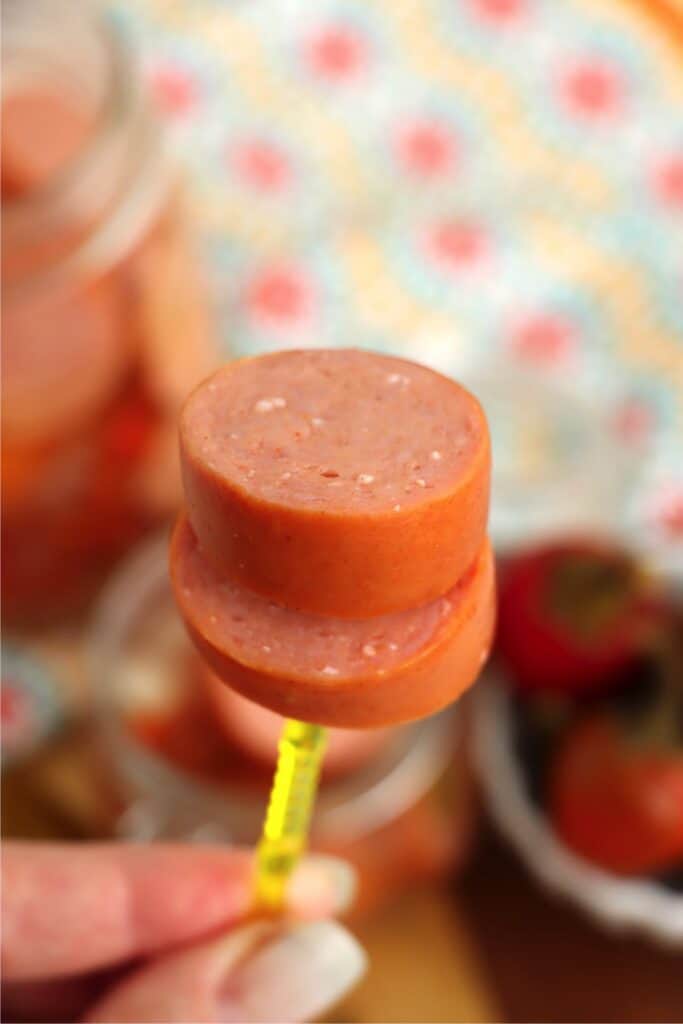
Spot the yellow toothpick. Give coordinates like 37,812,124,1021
254,719,328,910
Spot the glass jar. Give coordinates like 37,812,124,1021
89,536,476,917
1,0,216,624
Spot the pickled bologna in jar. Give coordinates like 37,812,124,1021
130,655,396,783
123,652,472,917
1,0,216,623
92,535,476,917
130,695,470,917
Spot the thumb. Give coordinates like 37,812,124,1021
84,919,366,1023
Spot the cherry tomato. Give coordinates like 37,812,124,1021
496,541,668,694
549,711,683,875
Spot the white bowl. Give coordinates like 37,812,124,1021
473,674,683,948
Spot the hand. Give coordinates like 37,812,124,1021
2,842,364,1023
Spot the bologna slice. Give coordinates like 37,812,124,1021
170,516,495,728
180,349,490,617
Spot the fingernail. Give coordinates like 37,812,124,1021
218,920,366,1023
287,855,357,917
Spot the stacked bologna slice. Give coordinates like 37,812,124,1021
171,349,494,728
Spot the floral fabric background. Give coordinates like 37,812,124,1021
113,0,683,568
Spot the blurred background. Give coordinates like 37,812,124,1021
2,0,682,1021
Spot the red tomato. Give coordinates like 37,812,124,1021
550,712,683,875
496,541,668,694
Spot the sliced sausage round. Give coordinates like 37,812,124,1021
170,515,495,728
180,349,490,617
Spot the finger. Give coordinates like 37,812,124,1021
2,842,251,982
286,853,356,920
2,843,355,982
85,919,367,1023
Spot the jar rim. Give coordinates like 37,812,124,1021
2,1,169,293
2,2,138,216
